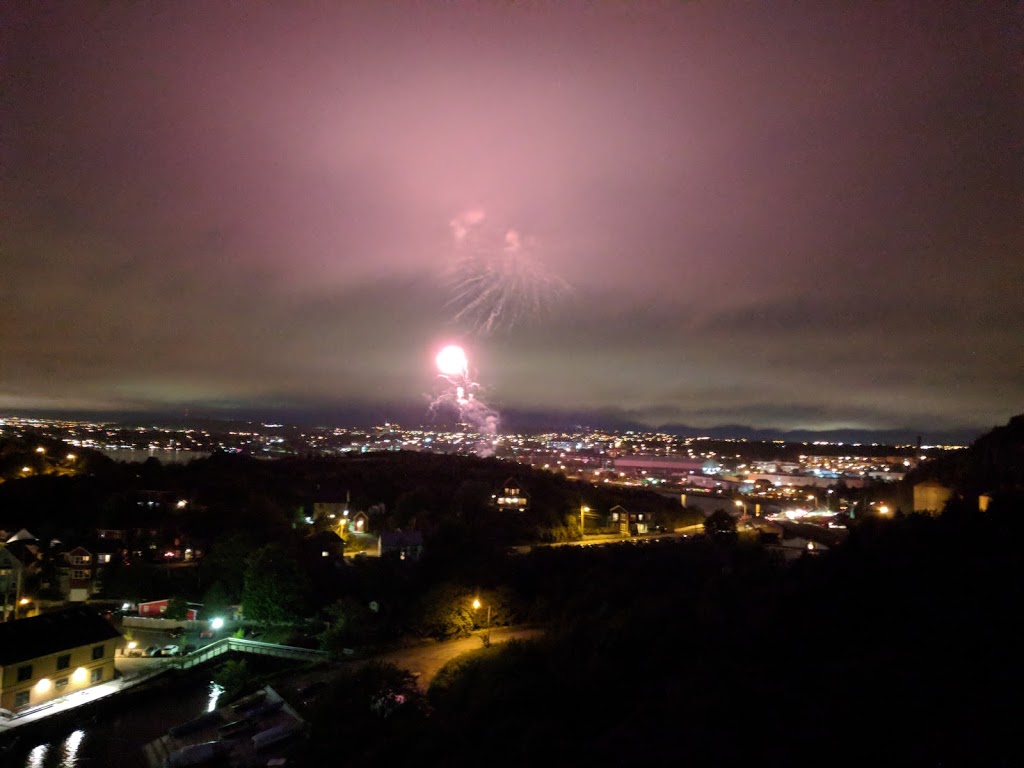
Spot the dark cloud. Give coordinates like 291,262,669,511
1,1,1021,438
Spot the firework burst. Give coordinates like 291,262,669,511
430,343,499,457
446,209,570,335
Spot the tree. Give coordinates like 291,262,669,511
704,509,737,537
164,596,189,621
241,545,311,624
319,596,378,655
213,659,253,703
411,582,476,640
202,581,234,620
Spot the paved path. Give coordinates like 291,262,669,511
372,626,544,686
275,625,545,700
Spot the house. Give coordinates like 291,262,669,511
610,505,648,536
767,537,829,562
305,530,345,562
137,599,201,620
61,546,97,602
0,547,25,621
495,477,529,511
349,511,370,534
913,481,953,515
313,501,349,524
56,539,124,601
0,606,121,712
5,528,37,545
377,531,424,561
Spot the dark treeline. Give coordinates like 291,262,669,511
296,506,1020,767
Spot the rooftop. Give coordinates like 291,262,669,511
0,606,122,666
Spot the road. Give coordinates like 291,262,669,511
535,524,704,550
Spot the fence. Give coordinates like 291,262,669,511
174,637,327,670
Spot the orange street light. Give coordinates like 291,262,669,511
472,598,491,647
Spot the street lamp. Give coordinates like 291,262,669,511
734,500,747,517
17,597,35,619
580,506,590,536
472,598,491,648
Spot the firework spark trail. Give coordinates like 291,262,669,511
430,344,500,457
446,209,571,335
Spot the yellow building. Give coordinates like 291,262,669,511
0,606,121,712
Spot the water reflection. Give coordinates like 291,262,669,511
15,676,212,767
26,744,48,768
61,730,85,767
207,682,225,713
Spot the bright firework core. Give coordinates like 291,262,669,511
435,344,468,377
430,342,499,457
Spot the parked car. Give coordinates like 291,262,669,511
145,645,161,657
160,645,180,656
182,644,197,655
199,629,214,639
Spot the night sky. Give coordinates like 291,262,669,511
3,2,1021,439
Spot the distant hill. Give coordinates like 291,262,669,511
3,404,994,447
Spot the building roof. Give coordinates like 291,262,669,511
0,606,122,666
380,530,424,547
6,528,36,543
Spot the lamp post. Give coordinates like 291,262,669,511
17,597,35,620
734,499,747,518
472,598,491,647
580,506,590,537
